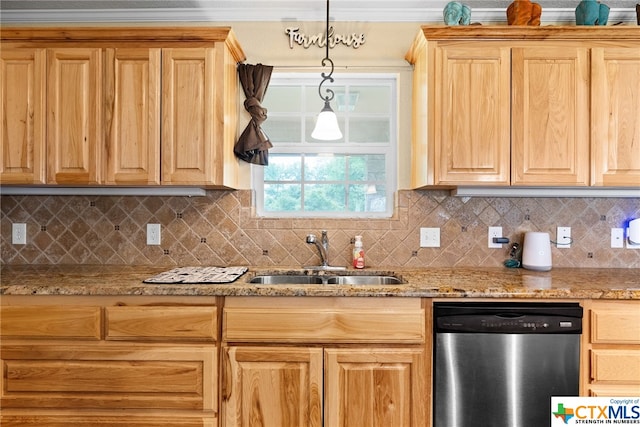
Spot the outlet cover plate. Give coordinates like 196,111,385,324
420,227,440,248
12,223,26,245
556,226,571,248
488,226,502,248
147,223,161,245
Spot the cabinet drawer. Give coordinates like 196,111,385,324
591,302,640,344
591,349,640,383
0,414,217,427
1,344,217,411
106,306,217,341
588,385,640,397
223,297,425,344
0,306,101,339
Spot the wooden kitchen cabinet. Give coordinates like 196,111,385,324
47,48,103,184
0,295,220,426
406,26,640,188
591,47,640,187
1,27,245,188
582,299,640,397
104,48,161,185
0,48,46,184
221,297,427,427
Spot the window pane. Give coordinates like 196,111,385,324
303,184,346,211
254,73,396,218
349,118,390,143
348,154,386,181
263,117,302,143
265,86,301,112
305,155,346,181
265,155,301,181
264,183,301,211
349,86,390,114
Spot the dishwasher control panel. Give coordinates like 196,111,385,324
434,302,583,334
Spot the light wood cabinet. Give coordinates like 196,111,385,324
591,47,640,187
511,46,590,186
0,48,46,184
1,27,245,188
104,48,161,185
406,26,640,188
46,48,103,184
582,299,640,397
0,295,219,426
222,297,427,427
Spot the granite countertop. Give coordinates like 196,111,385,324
1,264,639,299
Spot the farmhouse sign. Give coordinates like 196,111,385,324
285,26,366,49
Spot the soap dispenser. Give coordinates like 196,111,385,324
353,236,365,269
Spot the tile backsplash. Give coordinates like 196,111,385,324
1,190,639,268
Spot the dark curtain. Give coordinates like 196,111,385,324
234,63,274,166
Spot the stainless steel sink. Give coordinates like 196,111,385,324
325,275,402,285
248,274,403,285
248,275,324,284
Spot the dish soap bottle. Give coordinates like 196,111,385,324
353,236,365,269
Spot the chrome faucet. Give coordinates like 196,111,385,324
305,230,346,270
306,231,329,267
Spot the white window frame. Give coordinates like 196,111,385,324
252,72,397,218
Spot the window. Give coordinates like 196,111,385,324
253,73,397,218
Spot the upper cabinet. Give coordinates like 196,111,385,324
591,47,640,186
405,26,640,188
1,27,246,188
0,48,46,184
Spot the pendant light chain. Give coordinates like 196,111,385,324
318,0,335,103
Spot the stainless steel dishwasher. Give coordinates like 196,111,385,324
433,302,582,427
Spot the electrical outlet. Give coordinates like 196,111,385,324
147,223,161,245
611,228,624,248
12,223,26,245
488,226,502,249
420,227,440,248
556,226,571,248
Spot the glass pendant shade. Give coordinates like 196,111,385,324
312,100,342,140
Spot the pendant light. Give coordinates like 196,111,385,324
311,0,343,140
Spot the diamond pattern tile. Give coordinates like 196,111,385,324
1,190,639,268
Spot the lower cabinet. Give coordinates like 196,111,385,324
582,299,640,397
0,296,219,426
221,297,428,427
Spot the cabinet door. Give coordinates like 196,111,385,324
104,48,161,185
46,48,102,184
324,348,426,427
512,46,590,186
0,48,46,184
162,48,217,185
222,346,323,427
434,44,511,185
591,47,640,187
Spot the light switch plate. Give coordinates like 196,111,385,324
420,227,440,248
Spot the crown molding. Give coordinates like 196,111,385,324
1,7,637,24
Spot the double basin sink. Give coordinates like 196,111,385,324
249,273,403,286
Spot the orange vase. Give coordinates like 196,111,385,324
507,0,542,25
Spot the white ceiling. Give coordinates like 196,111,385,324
1,0,638,23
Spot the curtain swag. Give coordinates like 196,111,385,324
234,63,274,166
